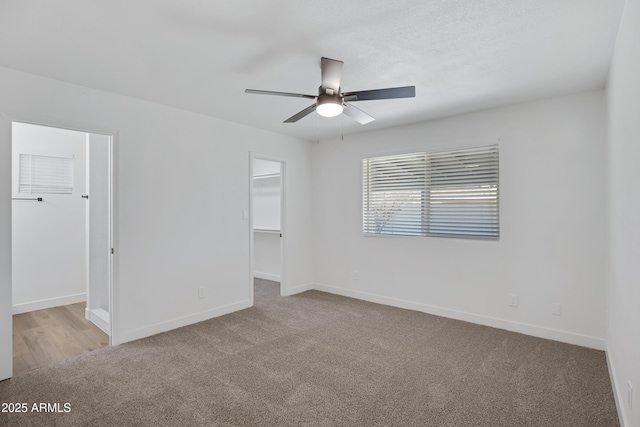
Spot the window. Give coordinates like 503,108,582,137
362,145,499,239
19,153,74,194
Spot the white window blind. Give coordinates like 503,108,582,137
363,145,499,239
19,153,74,194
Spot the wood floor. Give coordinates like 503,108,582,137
13,303,109,375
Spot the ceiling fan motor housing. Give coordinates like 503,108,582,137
316,88,344,117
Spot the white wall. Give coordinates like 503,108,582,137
0,65,314,358
312,90,608,349
606,0,640,424
12,122,87,313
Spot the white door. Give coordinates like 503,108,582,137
86,133,111,335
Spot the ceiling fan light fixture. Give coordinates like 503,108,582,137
316,94,343,118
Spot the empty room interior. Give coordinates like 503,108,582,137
0,1,638,426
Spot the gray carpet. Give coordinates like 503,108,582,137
253,278,281,304
0,285,619,426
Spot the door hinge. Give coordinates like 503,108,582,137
111,248,114,254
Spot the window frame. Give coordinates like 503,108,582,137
18,151,75,195
362,144,500,241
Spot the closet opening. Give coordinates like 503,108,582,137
250,155,284,305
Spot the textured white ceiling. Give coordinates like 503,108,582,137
0,0,625,141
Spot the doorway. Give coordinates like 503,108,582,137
250,154,285,305
10,121,113,374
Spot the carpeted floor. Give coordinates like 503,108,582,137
253,277,281,304
0,283,619,426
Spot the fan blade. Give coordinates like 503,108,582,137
245,89,316,99
343,103,375,125
284,103,317,123
342,86,415,101
320,57,344,93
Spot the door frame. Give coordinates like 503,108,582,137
84,132,114,337
0,111,118,380
249,152,286,303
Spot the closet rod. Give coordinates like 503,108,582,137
12,197,43,202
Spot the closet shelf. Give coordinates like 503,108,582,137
253,228,281,234
253,173,280,180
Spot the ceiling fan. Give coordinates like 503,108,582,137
245,57,415,124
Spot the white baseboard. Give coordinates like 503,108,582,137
85,307,110,335
606,342,628,427
254,272,281,282
313,283,606,350
119,299,252,344
13,293,86,314
282,282,314,296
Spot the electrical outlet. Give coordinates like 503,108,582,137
629,381,633,411
198,287,205,299
509,294,518,307
351,270,359,281
552,303,562,316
